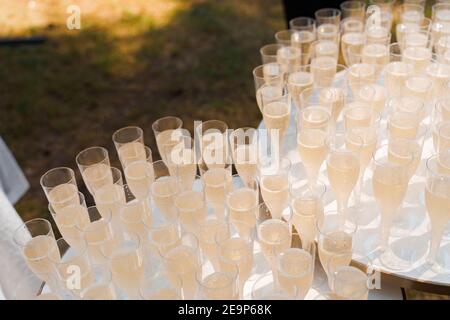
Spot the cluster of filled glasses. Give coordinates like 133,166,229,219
255,0,450,285
12,0,450,300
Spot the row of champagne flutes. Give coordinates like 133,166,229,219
12,117,379,300
261,0,450,83
254,2,450,275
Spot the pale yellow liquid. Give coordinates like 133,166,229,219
357,84,387,114
388,141,422,177
47,183,79,212
165,245,199,299
95,184,126,229
256,84,283,112
197,218,226,266
361,44,389,69
402,47,432,74
317,23,339,43
117,142,146,168
120,200,152,241
167,147,196,191
372,166,409,214
318,87,346,122
403,32,429,49
346,128,377,170
202,132,227,170
344,105,375,130
200,273,238,300
404,76,433,101
228,188,258,234
318,231,352,277
396,22,420,46
297,129,328,184
83,283,117,300
332,267,368,300
219,238,253,287
372,165,409,246
348,64,376,95
341,32,365,66
83,220,117,264
300,107,331,131
388,113,419,139
277,249,313,299
124,161,154,199
156,129,181,165
234,144,258,182
311,57,337,87
327,152,360,203
385,62,411,97
23,235,57,280
151,176,179,221
149,226,181,256
260,175,289,220
262,101,290,145
288,71,314,108
258,220,291,267
427,63,450,97
425,180,450,258
54,204,90,252
82,163,113,194
291,30,315,64
291,197,323,247
203,168,232,205
276,46,301,72
175,191,206,233
314,40,339,60
110,249,145,298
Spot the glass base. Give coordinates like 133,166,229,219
390,206,426,237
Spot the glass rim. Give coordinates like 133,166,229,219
426,152,450,178
112,125,144,145
290,178,327,202
289,16,316,30
160,233,199,265
196,264,238,291
277,247,315,278
260,43,284,56
315,7,342,18
13,218,54,248
151,116,183,133
48,191,86,217
252,62,283,79
75,146,109,167
340,0,365,10
40,166,76,189
372,143,415,167
257,217,292,244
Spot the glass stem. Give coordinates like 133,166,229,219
337,196,349,224
380,210,394,249
354,168,365,206
428,226,445,263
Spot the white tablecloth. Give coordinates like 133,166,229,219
0,136,32,299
